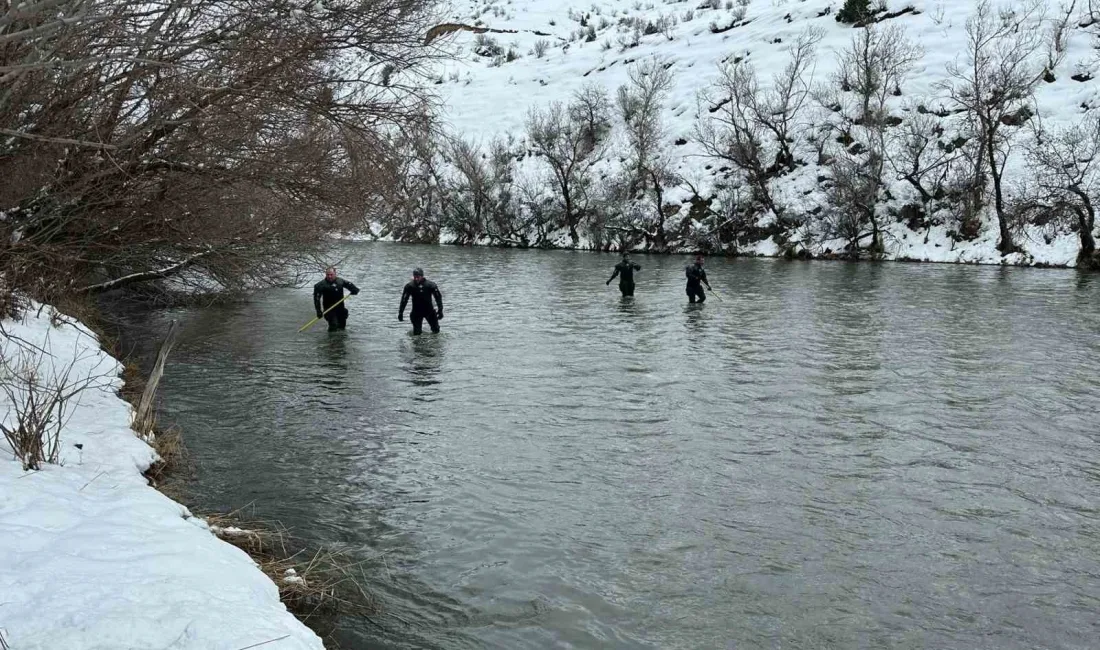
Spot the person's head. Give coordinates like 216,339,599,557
621,252,630,261
324,266,337,281
412,267,424,283
695,255,704,266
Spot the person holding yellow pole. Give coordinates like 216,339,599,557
312,267,360,332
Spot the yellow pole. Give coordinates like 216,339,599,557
298,295,351,333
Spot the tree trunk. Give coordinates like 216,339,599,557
1079,215,1097,270
985,127,1017,255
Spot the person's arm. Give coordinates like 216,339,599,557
701,269,712,288
398,285,410,320
433,285,443,318
633,263,641,271
342,279,360,295
313,285,323,318
607,266,620,285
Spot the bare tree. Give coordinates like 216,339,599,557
442,138,493,244
696,28,823,225
386,119,446,244
613,58,678,250
617,58,674,186
1019,118,1100,269
569,82,613,151
888,110,959,206
525,100,603,245
0,0,439,303
821,24,921,256
940,0,1047,254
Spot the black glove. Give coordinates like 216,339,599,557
606,280,610,285
436,309,443,320
351,289,359,295
398,313,404,321
316,310,323,319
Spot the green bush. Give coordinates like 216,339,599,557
837,0,872,24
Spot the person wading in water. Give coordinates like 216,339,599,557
606,253,642,297
399,267,443,335
685,254,712,304
313,267,360,331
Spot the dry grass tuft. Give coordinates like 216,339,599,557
143,425,190,487
200,508,379,626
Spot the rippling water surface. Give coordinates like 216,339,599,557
117,244,1100,649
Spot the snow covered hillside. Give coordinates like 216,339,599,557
0,305,322,650
379,0,1100,267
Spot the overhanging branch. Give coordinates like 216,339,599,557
79,249,214,293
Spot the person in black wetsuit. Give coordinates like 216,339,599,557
606,253,641,296
685,254,712,303
313,267,360,331
399,267,443,335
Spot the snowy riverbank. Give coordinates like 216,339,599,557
367,0,1100,268
0,303,322,649
341,220,1083,268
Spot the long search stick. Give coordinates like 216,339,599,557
706,285,724,301
298,295,351,333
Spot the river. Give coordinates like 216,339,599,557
114,243,1100,649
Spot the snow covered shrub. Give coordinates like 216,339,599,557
617,21,643,49
533,39,549,57
474,33,504,57
655,14,678,39
698,0,720,9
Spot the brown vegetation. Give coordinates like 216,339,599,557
1,0,439,305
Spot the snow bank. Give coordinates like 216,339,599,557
0,304,322,650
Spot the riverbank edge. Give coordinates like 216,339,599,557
339,227,1087,270
0,299,326,650
99,309,364,646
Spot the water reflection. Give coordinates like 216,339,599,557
401,334,445,391
316,331,349,378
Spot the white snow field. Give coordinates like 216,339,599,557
422,0,1100,265
0,305,322,650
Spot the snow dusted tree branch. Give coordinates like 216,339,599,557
79,249,215,294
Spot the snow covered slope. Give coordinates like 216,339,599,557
0,306,322,650
425,0,1100,265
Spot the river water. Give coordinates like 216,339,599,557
115,243,1100,649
